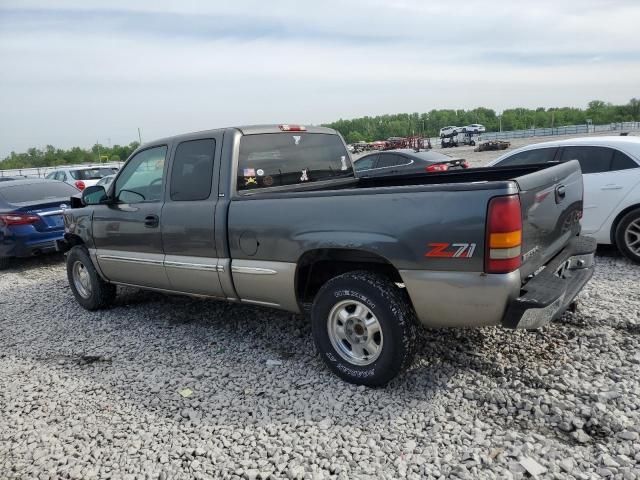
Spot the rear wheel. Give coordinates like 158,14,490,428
311,271,418,387
66,246,117,310
615,208,640,263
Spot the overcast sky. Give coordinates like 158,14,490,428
1,0,639,157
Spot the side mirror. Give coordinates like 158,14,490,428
81,185,108,206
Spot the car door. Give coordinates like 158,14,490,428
92,144,171,289
161,136,225,297
559,146,639,234
375,153,411,175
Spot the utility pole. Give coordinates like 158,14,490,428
96,140,102,164
138,128,142,144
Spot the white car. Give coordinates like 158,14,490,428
487,136,640,263
45,166,118,191
439,126,460,137
463,123,486,133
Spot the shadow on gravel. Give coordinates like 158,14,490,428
0,252,65,273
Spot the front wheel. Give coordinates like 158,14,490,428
66,246,117,310
615,208,640,263
311,271,418,386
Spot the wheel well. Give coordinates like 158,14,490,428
610,204,640,245
63,233,85,248
295,249,403,306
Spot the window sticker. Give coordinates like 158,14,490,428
300,169,309,182
293,136,301,145
256,168,265,176
263,175,274,186
245,177,257,186
243,168,256,177
340,156,348,171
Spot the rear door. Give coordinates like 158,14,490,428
558,146,640,234
161,135,225,297
515,160,584,279
92,145,170,289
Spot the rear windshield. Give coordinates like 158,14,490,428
237,133,352,191
0,182,78,204
70,167,118,180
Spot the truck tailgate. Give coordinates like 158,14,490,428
514,160,583,279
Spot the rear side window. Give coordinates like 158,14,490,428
559,146,613,174
498,147,558,167
377,154,410,168
354,154,378,171
70,168,115,180
611,150,639,171
237,133,352,191
170,139,216,201
0,182,78,204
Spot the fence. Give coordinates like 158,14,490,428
474,121,640,142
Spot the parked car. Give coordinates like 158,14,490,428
487,136,640,263
463,124,486,133
59,124,595,386
353,149,468,177
439,126,460,137
45,166,118,191
0,176,27,182
96,174,115,187
0,179,79,269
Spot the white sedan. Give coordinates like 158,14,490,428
487,136,640,263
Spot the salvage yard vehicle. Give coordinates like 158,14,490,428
354,149,468,177
59,124,596,386
439,126,460,137
0,179,79,269
45,166,118,191
488,136,640,262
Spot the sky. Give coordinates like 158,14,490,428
1,0,639,157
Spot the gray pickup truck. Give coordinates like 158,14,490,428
60,124,596,385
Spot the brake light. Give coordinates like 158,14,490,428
279,124,307,131
74,180,86,190
0,213,41,226
462,160,470,168
426,163,449,172
485,195,522,273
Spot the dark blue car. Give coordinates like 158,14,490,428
0,179,79,269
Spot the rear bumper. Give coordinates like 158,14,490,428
0,227,64,258
502,235,596,329
399,235,596,329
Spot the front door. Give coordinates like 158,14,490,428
92,144,171,289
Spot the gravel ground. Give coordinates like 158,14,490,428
1,249,639,480
2,134,640,479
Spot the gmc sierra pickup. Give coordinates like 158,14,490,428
60,124,596,386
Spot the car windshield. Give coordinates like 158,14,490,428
0,182,78,204
70,168,117,180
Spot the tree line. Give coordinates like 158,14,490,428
0,142,140,171
2,98,639,169
324,98,640,144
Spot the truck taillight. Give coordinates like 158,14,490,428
426,163,448,172
0,213,41,226
485,195,522,274
74,180,86,190
279,124,307,132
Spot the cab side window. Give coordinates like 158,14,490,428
114,146,167,203
354,154,378,172
170,139,216,201
559,146,613,174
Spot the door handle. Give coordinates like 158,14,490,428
144,214,159,228
601,184,623,190
555,184,566,203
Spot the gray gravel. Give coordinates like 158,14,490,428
1,250,639,479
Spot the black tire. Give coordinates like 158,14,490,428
0,257,11,270
66,246,117,310
311,271,418,387
615,208,640,263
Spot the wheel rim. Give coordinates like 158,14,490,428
72,261,92,299
327,300,383,366
625,219,640,256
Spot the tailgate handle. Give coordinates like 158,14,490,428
555,184,566,203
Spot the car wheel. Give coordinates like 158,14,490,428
311,271,418,387
615,208,640,263
66,246,117,310
0,257,11,270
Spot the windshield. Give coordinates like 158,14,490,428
70,168,118,180
0,182,78,204
237,133,352,191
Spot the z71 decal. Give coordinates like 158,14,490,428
425,242,477,258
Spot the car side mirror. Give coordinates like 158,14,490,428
81,185,108,206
